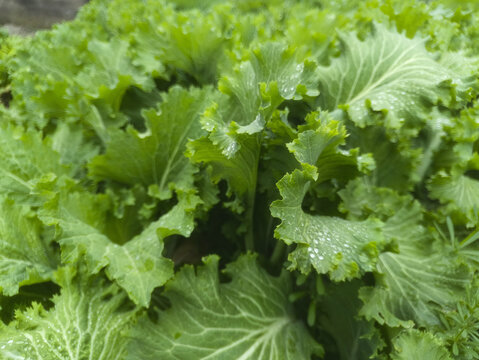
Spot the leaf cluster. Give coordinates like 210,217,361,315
1,0,479,358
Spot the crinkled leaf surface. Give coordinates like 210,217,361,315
0,268,135,360
76,38,154,105
340,179,471,326
216,42,319,131
391,330,452,360
189,42,319,202
2,0,479,359
428,173,479,227
89,86,214,198
40,190,201,307
0,200,58,296
163,9,231,84
359,248,470,327
318,24,468,127
271,170,383,280
345,125,419,191
127,254,322,360
0,125,69,205
287,112,360,184
339,177,428,244
188,133,261,199
287,114,347,167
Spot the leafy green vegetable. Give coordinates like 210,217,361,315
1,0,479,358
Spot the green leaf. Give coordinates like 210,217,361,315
318,24,468,128
346,125,418,191
391,330,452,360
339,177,427,245
163,9,232,84
287,113,347,167
0,199,58,296
359,248,470,327
8,27,85,126
428,173,479,227
89,86,215,198
40,189,202,307
189,42,319,206
76,38,154,105
127,254,322,359
0,125,69,205
49,122,100,175
271,170,384,281
320,280,385,360
0,267,136,360
188,132,261,199
287,111,360,184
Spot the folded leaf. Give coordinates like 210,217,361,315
189,42,320,203
76,38,154,108
89,85,215,199
0,199,58,296
40,190,202,307
271,170,383,280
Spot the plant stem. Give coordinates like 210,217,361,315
270,239,286,265
244,134,263,252
245,205,255,251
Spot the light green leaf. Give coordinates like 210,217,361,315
8,25,85,126
196,41,319,157
188,133,261,199
318,24,468,128
339,177,428,245
39,191,112,274
0,268,136,360
347,125,419,191
75,38,154,108
428,173,479,227
0,199,58,296
50,122,99,175
287,113,347,167
0,125,69,205
271,170,383,281
391,330,452,360
163,9,232,84
219,42,319,125
127,254,322,360
189,42,319,207
339,177,416,220
89,86,214,199
287,111,360,184
359,248,470,327
40,189,201,307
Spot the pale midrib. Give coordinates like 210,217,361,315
0,169,32,190
346,52,426,106
236,318,290,360
157,113,197,193
200,317,290,360
379,253,459,311
121,246,146,303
